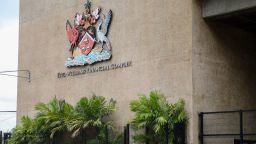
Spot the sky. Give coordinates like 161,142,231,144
0,0,19,132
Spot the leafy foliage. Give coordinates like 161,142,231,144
8,95,117,144
8,116,50,144
67,95,116,138
8,92,185,144
87,128,123,144
129,91,187,144
35,97,74,139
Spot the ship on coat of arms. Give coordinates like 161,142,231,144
65,0,112,67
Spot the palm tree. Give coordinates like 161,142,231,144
34,97,74,141
129,91,187,144
9,96,117,144
67,95,116,143
8,116,42,144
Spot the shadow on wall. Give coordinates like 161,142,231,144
197,20,256,144
205,20,256,109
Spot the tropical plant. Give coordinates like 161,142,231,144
129,91,187,144
67,95,116,139
8,95,117,144
8,116,47,144
87,128,123,144
35,97,74,139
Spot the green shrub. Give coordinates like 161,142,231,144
8,95,117,144
35,97,74,139
67,95,116,142
8,116,50,144
129,91,187,144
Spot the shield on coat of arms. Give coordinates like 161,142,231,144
78,32,95,55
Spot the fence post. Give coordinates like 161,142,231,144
199,113,204,144
145,126,149,144
126,124,129,144
0,131,2,144
239,110,243,144
3,133,7,144
165,124,169,144
105,126,109,144
124,124,130,144
124,126,127,144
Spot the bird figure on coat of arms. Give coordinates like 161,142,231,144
96,10,112,52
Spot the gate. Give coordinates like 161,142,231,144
199,109,256,144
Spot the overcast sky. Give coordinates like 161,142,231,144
0,0,19,132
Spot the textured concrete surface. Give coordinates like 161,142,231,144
18,0,193,142
18,0,256,143
203,0,256,18
193,0,256,143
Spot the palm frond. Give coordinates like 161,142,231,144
129,91,187,143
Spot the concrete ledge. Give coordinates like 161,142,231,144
203,0,256,19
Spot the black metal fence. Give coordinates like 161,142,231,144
0,131,12,144
199,109,256,144
123,123,185,144
1,124,185,144
0,111,16,144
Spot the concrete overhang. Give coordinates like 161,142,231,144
203,0,256,19
203,0,256,32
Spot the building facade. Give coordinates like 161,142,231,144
18,0,256,143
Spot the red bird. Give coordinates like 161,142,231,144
66,20,78,48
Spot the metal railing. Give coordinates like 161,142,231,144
199,109,256,144
0,111,16,144
0,123,185,144
123,123,185,144
0,131,11,144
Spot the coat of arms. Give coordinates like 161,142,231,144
65,0,112,67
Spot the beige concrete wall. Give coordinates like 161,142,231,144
18,0,193,142
19,0,256,143
192,0,256,144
